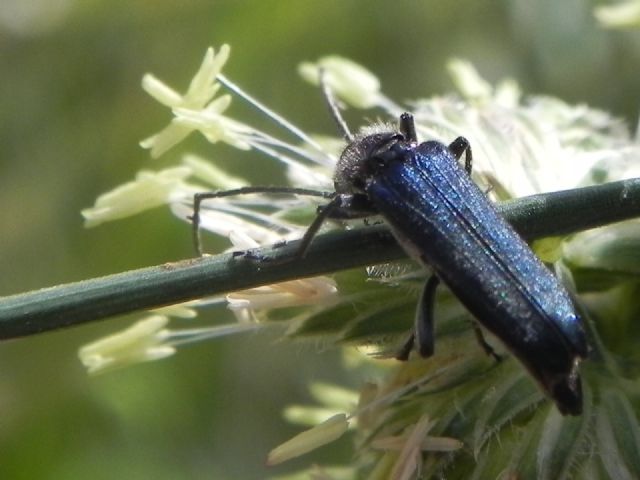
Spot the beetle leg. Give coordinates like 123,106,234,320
396,274,439,360
471,323,502,362
415,275,439,357
448,137,473,175
191,187,333,256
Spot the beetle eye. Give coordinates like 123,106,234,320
371,134,402,157
372,156,387,169
369,134,405,169
353,177,366,190
386,133,404,147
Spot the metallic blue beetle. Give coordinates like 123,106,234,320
325,112,589,415
192,108,589,415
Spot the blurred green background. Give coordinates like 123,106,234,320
1,1,639,478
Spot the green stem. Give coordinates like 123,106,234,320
1,178,640,340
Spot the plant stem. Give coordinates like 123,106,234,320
1,178,639,340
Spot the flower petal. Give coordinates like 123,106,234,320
298,56,380,109
447,58,493,103
78,315,174,374
82,166,191,226
182,154,247,189
141,74,183,107
140,120,195,158
185,45,230,106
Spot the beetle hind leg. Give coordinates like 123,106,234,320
396,275,439,360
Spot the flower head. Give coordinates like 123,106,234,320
298,55,381,109
78,315,174,374
81,166,192,227
80,46,640,478
140,45,232,157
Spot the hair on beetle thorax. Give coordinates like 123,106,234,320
334,121,404,194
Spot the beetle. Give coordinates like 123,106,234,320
327,111,588,415
191,83,589,416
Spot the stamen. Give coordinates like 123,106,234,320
218,74,327,154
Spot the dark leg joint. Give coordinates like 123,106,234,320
472,323,502,362
395,333,415,361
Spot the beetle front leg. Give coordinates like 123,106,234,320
239,193,374,265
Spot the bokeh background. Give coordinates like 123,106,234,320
1,1,639,478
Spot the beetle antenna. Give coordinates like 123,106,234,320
319,68,353,142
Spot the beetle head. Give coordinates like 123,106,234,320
334,125,408,194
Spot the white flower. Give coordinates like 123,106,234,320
224,230,338,318
226,277,338,315
298,55,381,109
140,45,231,158
172,99,254,151
399,60,635,198
181,154,247,190
446,58,495,104
78,309,265,374
77,45,640,478
594,1,640,29
81,166,193,227
78,315,174,374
